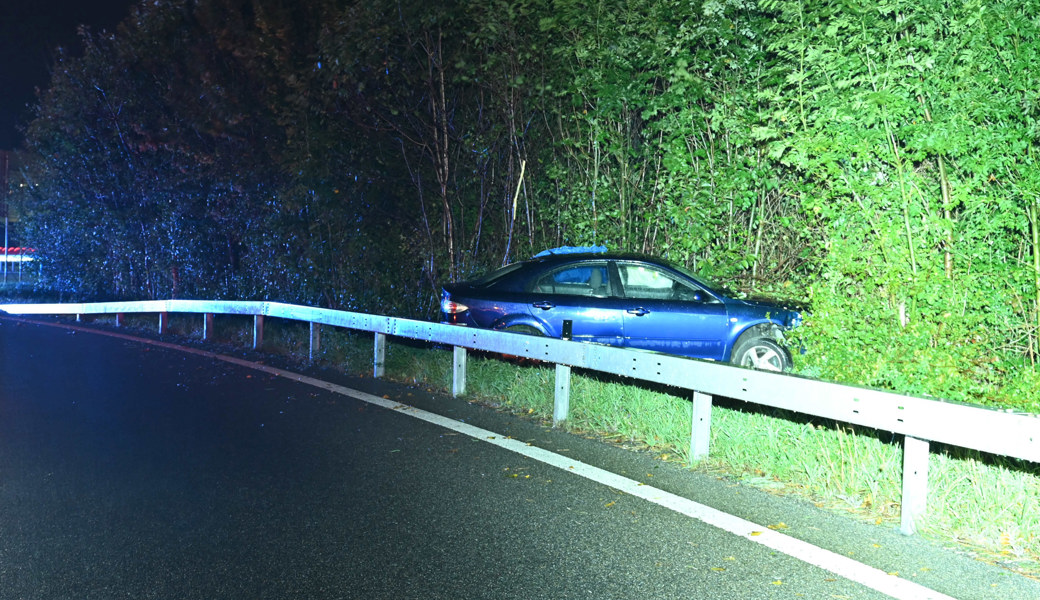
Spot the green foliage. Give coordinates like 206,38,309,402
17,0,425,310
762,0,1040,405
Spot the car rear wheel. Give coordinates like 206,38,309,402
732,337,792,372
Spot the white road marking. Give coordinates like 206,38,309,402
287,379,956,600
6,317,955,600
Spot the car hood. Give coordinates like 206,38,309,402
729,297,804,327
741,295,808,311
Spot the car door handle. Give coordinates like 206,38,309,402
532,301,555,310
626,307,650,316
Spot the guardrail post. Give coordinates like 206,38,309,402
115,313,124,327
309,322,321,361
373,332,386,378
158,312,169,334
452,346,467,397
553,364,571,427
900,435,930,535
203,313,214,341
690,391,713,460
253,315,264,350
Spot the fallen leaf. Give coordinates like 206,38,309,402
711,567,726,572
749,531,763,537
767,522,789,530
604,501,616,508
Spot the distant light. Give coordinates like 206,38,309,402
1,248,35,263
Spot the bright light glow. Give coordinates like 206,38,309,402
0,248,34,263
440,298,468,314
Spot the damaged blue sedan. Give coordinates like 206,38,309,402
441,251,801,372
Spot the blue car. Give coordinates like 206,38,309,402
440,252,801,371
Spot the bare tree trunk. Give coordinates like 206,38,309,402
425,29,456,281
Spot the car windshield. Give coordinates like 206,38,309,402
666,261,736,297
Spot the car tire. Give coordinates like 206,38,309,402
731,336,792,372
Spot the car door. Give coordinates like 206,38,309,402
615,261,731,360
525,260,625,345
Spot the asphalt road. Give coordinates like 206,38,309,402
0,317,1037,599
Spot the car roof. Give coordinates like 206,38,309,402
450,252,699,290
523,251,667,267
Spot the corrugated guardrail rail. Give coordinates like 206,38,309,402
1,298,1037,536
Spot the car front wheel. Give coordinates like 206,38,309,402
732,337,792,372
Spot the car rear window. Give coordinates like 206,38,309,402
470,262,526,287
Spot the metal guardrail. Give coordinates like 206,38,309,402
1,298,1037,536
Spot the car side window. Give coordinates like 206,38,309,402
533,264,610,297
618,263,703,301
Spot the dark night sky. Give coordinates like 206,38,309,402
1,0,138,150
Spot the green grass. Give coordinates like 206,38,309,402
9,311,1040,571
